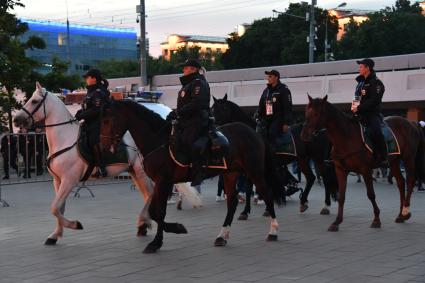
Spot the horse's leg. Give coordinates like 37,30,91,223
362,172,381,228
215,172,239,246
129,161,153,236
51,179,83,231
249,173,279,242
402,159,415,221
316,161,332,215
299,158,315,213
390,159,406,223
45,177,65,245
238,178,252,220
143,180,174,254
328,166,347,232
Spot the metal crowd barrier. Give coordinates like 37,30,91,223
0,132,132,207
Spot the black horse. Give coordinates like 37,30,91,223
99,100,283,253
211,95,338,216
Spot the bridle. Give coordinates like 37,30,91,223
20,90,77,128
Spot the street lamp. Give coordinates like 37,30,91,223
324,2,347,62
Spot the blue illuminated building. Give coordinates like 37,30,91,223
20,19,138,74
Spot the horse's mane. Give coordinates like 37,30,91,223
113,100,168,132
215,98,256,126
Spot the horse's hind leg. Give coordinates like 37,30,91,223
129,162,153,236
362,172,381,228
390,159,406,223
402,158,415,221
299,158,315,213
329,165,347,232
215,172,239,247
238,179,252,220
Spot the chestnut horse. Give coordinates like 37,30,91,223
301,95,425,231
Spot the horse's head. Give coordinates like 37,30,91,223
301,95,328,142
211,94,231,126
99,103,126,154
14,82,49,129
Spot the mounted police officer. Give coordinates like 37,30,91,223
167,59,211,186
257,69,293,143
351,58,387,164
75,68,110,177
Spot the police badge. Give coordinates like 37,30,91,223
272,97,277,102
361,89,366,96
180,90,185,97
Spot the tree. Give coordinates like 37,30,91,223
221,2,339,68
0,0,45,131
334,0,425,60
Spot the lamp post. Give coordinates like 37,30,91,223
324,2,347,62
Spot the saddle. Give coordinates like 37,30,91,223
256,121,296,156
360,121,400,155
77,127,129,180
169,118,229,169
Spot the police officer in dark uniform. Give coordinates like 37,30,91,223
351,58,387,163
258,69,293,143
75,68,110,177
167,59,210,186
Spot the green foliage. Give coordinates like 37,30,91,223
0,0,45,131
221,2,339,68
334,0,425,60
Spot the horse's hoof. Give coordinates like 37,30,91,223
214,237,227,247
320,208,330,215
137,223,150,237
395,216,405,223
75,221,83,230
238,213,248,221
177,201,182,211
143,240,163,254
267,234,278,241
300,203,309,213
263,210,270,217
370,221,381,228
328,224,339,232
44,238,57,245
175,223,188,234
402,212,412,221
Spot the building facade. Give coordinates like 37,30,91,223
20,19,138,74
160,34,228,60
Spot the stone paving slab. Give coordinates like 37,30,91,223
1,175,425,283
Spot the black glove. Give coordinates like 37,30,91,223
75,109,84,121
166,110,178,122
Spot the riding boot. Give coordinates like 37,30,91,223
190,159,205,187
93,144,107,178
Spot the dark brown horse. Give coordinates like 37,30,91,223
99,100,282,253
301,95,425,231
212,95,338,217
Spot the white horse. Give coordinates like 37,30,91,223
13,83,198,245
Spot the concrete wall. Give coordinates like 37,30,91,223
109,53,425,110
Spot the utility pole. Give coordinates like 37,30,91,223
65,0,71,72
308,0,316,63
137,0,148,87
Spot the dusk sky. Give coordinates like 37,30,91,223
16,0,399,56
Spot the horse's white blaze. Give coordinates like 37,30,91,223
217,226,230,239
269,218,279,236
402,206,410,216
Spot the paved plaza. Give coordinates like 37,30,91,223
1,176,425,283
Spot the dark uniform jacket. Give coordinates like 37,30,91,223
77,84,110,145
258,81,293,125
78,84,110,122
355,72,385,118
177,72,210,121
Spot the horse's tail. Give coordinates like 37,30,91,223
264,143,285,204
175,183,203,208
415,123,425,182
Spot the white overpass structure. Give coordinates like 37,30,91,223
108,53,425,120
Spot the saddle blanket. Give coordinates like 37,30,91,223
360,122,400,155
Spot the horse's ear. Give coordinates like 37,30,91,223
307,94,313,103
323,95,328,102
223,93,228,101
213,96,217,102
36,81,42,90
